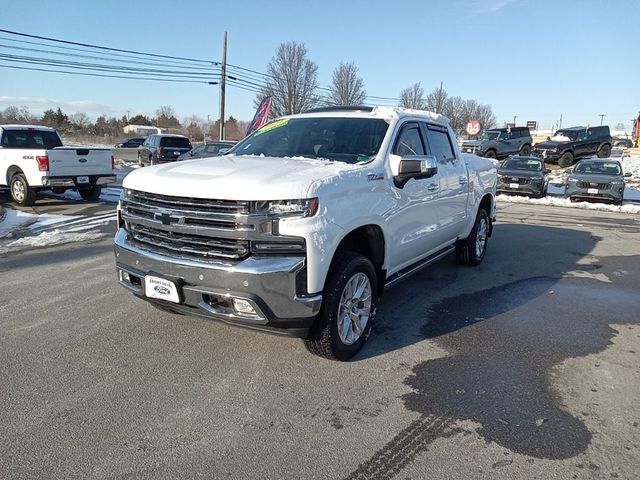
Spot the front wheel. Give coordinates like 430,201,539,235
456,208,490,266
520,144,532,155
597,144,611,158
304,251,378,361
558,151,574,168
78,186,102,201
484,149,497,159
10,174,37,206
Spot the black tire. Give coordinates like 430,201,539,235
484,149,497,159
10,174,37,206
51,187,66,194
597,144,611,158
558,151,574,168
456,208,490,266
78,186,102,201
304,251,379,361
520,144,532,155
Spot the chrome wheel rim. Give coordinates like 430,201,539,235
12,180,25,202
337,272,372,346
475,217,488,258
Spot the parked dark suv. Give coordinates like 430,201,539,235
533,126,612,168
137,134,192,166
497,155,551,198
461,127,532,159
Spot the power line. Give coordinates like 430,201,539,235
0,28,217,65
0,42,220,73
0,61,216,84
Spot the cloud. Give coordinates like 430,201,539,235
0,96,121,119
457,0,521,13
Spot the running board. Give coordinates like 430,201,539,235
384,245,456,290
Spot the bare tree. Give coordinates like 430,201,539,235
328,62,366,105
426,83,448,114
255,42,320,117
443,96,465,132
398,83,426,109
155,105,180,128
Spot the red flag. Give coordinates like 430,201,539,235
247,96,272,135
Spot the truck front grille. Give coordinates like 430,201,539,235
122,190,252,262
577,182,610,190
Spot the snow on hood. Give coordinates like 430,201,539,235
549,134,571,142
122,155,364,200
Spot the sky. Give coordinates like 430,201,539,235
1,0,639,131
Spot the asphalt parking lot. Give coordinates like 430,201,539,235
1,202,639,479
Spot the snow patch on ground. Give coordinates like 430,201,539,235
497,194,640,214
0,230,105,254
0,209,36,237
46,186,122,203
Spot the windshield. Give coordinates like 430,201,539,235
230,117,389,164
574,161,622,175
478,130,500,140
502,157,542,171
554,130,579,141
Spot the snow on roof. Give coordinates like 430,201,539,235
0,124,57,131
287,106,450,125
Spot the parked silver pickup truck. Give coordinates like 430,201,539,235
114,106,498,360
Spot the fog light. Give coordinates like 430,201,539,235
41,176,49,185
120,270,131,283
233,298,257,315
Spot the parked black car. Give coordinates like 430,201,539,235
177,140,236,161
115,137,145,148
461,127,533,159
497,155,550,198
137,134,192,166
533,126,612,168
612,136,634,148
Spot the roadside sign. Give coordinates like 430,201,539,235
526,121,537,130
466,120,481,136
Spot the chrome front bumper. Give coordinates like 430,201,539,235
113,228,322,337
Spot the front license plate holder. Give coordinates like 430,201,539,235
77,176,89,184
509,183,519,189
587,188,598,194
145,275,180,303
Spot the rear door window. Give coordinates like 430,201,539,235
424,124,456,163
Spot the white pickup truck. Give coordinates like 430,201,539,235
0,125,116,206
114,107,498,360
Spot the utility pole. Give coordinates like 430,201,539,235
219,31,227,141
512,115,518,126
598,113,606,126
559,113,562,130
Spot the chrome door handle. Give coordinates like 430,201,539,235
459,176,468,185
427,183,439,192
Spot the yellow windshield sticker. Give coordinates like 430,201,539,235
255,118,288,136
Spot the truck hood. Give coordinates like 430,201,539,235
534,140,562,149
461,140,484,147
122,155,362,200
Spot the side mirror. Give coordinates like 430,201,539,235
543,169,551,174
624,172,632,177
394,155,438,188
219,148,230,155
547,136,551,140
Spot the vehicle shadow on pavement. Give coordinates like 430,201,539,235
346,223,640,478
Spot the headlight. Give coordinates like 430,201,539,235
251,198,319,218
610,180,624,185
567,177,577,183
